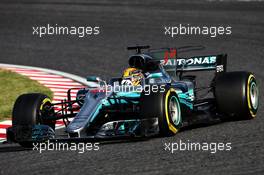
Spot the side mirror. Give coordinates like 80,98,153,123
86,76,102,83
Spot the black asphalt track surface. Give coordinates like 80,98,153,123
0,1,263,174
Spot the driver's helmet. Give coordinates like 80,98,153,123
121,67,144,86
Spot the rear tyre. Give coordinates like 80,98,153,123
140,86,182,136
12,93,55,147
214,71,259,119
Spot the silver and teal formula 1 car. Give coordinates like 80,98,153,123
7,46,259,147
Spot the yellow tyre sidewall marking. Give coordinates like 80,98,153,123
247,74,256,118
165,88,178,134
40,98,51,111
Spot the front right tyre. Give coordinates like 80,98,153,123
12,93,55,147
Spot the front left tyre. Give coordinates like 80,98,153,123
158,88,182,136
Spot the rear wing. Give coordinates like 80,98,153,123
146,48,227,78
163,54,227,72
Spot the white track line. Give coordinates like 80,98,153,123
37,81,82,86
46,87,84,91
18,73,63,78
0,129,6,134
29,77,75,82
0,120,12,125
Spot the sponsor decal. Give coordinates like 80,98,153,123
216,65,224,72
161,53,217,67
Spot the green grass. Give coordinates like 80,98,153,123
0,69,53,120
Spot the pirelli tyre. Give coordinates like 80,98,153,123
214,71,259,119
12,93,55,147
140,86,182,136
